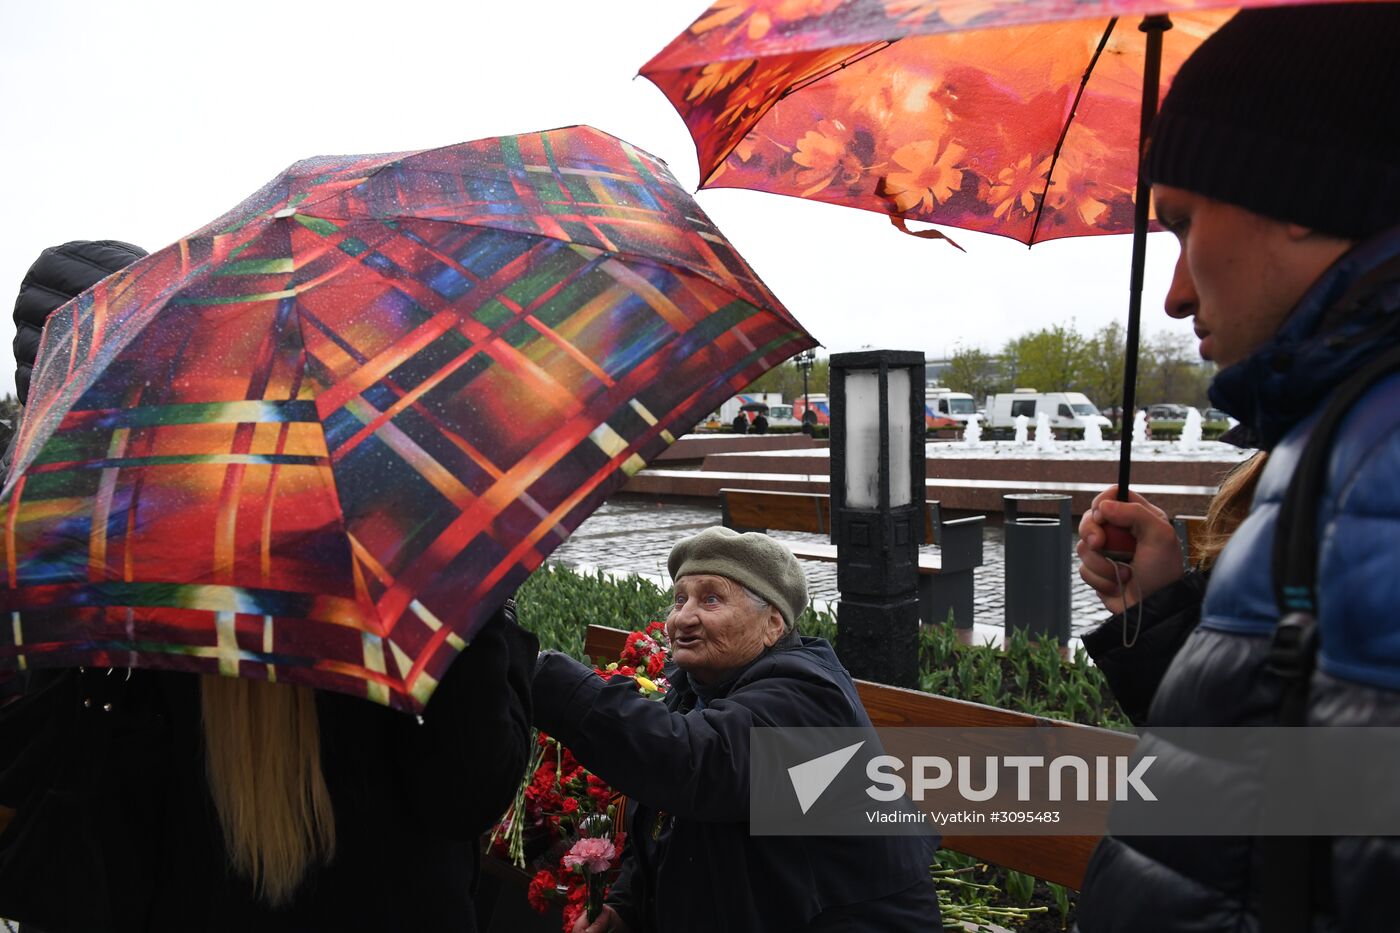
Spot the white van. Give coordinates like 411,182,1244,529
926,387,978,425
983,389,1112,431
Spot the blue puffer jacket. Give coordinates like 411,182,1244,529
1079,226,1400,933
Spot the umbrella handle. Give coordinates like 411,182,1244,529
1101,524,1138,564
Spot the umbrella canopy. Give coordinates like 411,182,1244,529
0,125,813,712
642,0,1372,245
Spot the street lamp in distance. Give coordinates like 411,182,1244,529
794,349,816,436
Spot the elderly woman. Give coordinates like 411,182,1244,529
533,527,939,933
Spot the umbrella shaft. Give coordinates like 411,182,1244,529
1118,14,1172,502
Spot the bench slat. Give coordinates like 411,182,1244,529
723,487,937,541
785,541,943,574
587,625,630,662
582,625,1118,889
724,488,830,535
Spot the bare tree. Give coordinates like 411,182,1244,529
1137,332,1213,408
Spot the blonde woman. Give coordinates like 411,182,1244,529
0,603,534,933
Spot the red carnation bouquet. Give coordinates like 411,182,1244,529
490,622,670,931
597,623,671,697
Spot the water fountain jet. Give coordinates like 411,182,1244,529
1081,417,1104,450
1033,412,1058,453
963,414,982,448
1179,408,1203,451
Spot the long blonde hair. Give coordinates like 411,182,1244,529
1193,451,1269,570
200,676,336,905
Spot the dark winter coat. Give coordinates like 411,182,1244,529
11,240,147,404
533,635,940,933
1081,569,1209,727
0,603,536,933
1078,226,1400,932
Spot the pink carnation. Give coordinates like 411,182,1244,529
562,836,617,874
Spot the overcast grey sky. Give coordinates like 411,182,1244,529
0,0,1192,400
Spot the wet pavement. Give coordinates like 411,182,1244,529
549,497,1110,645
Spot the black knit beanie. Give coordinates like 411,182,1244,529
1145,3,1400,240
11,239,147,403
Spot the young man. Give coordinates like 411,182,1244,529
1075,4,1400,930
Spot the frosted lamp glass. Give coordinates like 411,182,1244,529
886,368,911,507
844,370,881,509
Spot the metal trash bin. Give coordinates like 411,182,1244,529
1003,494,1072,645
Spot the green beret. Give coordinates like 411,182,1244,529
668,526,808,629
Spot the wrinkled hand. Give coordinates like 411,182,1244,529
1077,486,1183,614
573,905,630,933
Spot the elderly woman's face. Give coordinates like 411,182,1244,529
667,574,784,684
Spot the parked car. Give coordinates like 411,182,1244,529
1145,403,1190,420
1204,407,1230,423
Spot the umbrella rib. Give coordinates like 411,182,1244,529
1026,17,1118,247
776,39,896,101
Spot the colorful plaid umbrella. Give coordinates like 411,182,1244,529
0,125,813,712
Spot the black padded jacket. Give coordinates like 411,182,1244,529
11,240,147,403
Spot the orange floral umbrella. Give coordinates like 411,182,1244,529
642,0,1373,246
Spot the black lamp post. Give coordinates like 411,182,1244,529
829,349,926,688
795,350,816,435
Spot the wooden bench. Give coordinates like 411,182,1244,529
584,624,1131,890
719,488,984,631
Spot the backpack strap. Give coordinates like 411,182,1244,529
1261,340,1400,933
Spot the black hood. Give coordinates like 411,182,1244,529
12,239,147,403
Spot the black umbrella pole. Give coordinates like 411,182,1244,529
1105,15,1170,563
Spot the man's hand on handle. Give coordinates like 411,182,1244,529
1077,486,1184,614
